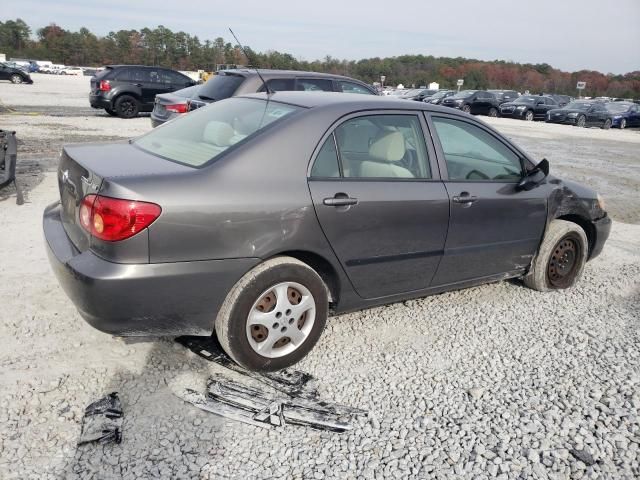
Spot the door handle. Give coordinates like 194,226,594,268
452,193,478,204
323,194,358,207
134,83,143,87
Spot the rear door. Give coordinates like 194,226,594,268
426,113,547,285
586,104,606,126
308,112,449,299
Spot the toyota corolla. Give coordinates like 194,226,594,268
43,92,611,371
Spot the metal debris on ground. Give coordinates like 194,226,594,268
175,336,367,432
77,392,123,446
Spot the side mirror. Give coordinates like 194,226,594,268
517,158,549,191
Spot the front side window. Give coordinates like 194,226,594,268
135,98,301,167
432,117,522,181
337,81,374,95
296,78,333,92
331,115,431,179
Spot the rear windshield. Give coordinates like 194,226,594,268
606,103,631,113
94,68,112,80
134,98,302,167
565,102,591,110
197,73,246,101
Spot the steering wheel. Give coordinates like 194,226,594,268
466,169,490,180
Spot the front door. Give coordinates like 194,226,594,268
0,64,10,81
427,114,548,286
308,113,449,299
586,104,607,127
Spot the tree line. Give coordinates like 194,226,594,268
1,18,639,98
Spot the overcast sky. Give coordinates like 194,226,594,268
4,0,639,74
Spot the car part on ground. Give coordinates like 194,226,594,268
77,392,123,446
178,374,365,432
44,92,612,371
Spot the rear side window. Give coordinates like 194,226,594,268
336,81,374,95
310,135,340,177
432,117,522,181
135,98,301,167
258,78,296,92
198,73,246,101
296,78,333,92
116,68,150,82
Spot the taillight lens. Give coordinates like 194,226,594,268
79,194,161,242
165,103,188,114
99,80,111,92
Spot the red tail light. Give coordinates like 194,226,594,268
165,103,188,114
79,195,161,242
99,80,111,92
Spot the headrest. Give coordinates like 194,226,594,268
368,131,405,162
203,121,234,146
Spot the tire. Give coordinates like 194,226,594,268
602,119,612,130
105,108,118,117
114,95,140,119
10,74,23,84
523,220,588,292
462,104,471,114
619,118,627,129
488,107,498,117
576,115,586,128
215,256,329,372
525,110,534,121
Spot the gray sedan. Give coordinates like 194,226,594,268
44,92,611,371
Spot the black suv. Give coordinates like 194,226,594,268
0,62,33,84
90,65,196,118
441,90,515,117
185,69,377,112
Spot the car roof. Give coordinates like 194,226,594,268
238,91,465,115
105,65,177,70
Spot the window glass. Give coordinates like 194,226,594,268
161,70,189,85
336,81,373,95
334,115,430,179
258,78,295,92
198,73,245,101
117,68,151,82
135,98,301,167
310,135,340,177
296,78,333,92
432,117,522,181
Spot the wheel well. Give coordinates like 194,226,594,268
556,214,595,257
113,92,141,104
272,251,340,306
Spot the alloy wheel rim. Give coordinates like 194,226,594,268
12,75,22,84
547,235,581,288
122,101,135,115
578,116,585,127
526,111,533,121
620,119,626,129
246,282,316,358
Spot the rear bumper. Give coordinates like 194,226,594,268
89,94,111,109
589,214,612,260
43,202,259,336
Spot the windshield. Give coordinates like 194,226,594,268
565,102,592,110
135,98,302,167
197,73,246,101
452,90,476,99
606,103,631,113
513,96,538,104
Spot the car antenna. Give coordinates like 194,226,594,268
228,28,271,95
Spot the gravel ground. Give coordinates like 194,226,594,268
1,74,639,479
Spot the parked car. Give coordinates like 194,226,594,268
150,84,202,127
89,65,197,118
44,92,611,371
61,66,84,76
441,90,503,116
605,102,640,129
186,69,377,112
425,90,456,105
546,101,612,128
500,95,559,121
0,62,33,84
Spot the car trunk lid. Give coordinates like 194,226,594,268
58,141,193,252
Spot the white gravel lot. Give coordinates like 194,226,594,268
0,74,639,479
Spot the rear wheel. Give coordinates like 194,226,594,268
462,104,471,114
576,115,586,127
488,107,498,117
619,118,627,129
10,74,23,84
215,257,329,371
602,119,612,130
523,220,588,292
525,110,534,121
114,95,140,119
